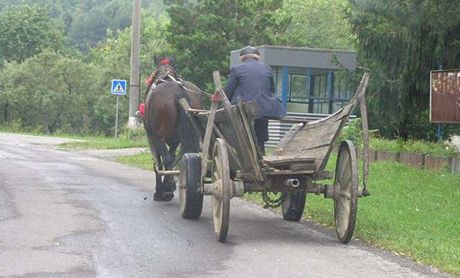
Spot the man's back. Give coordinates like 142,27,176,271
225,60,273,102
225,60,282,119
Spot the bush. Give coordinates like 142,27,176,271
338,118,459,157
119,126,146,142
337,118,379,147
371,138,459,157
2,119,24,133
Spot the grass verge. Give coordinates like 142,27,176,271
351,161,460,275
116,151,153,170
59,136,147,150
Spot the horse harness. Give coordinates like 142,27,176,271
147,63,211,97
149,64,183,89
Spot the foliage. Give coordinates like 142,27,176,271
67,0,133,51
0,119,25,133
86,27,133,135
337,118,367,146
346,0,460,140
0,0,165,52
139,12,172,91
88,10,171,128
275,0,355,49
0,5,64,63
340,119,459,157
0,5,170,136
164,0,289,89
0,50,99,134
370,138,459,157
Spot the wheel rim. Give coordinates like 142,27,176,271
211,139,230,242
334,140,358,244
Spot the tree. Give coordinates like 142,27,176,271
0,50,99,134
275,0,355,50
165,0,289,89
346,0,460,140
0,5,64,63
69,0,133,52
0,7,171,135
88,10,171,134
0,0,165,53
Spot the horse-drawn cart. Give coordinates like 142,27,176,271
178,72,371,243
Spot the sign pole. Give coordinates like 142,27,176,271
115,95,120,141
110,79,127,142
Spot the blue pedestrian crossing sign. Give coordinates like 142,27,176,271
111,79,127,96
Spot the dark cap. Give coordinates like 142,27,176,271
240,46,260,56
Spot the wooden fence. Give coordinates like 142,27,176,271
363,149,460,174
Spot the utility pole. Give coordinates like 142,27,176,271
127,0,141,129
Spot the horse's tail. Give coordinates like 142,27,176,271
175,87,200,164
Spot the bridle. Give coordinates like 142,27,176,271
150,64,179,87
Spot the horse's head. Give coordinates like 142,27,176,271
144,56,180,98
152,63,177,84
153,56,179,82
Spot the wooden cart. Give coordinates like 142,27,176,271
178,72,371,243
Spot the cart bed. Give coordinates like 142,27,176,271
264,98,358,172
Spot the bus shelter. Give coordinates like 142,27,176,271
230,45,357,145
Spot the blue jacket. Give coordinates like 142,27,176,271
224,59,286,119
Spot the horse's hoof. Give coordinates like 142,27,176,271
153,191,174,202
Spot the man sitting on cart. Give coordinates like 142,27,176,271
223,46,286,154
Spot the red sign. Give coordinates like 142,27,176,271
430,70,460,123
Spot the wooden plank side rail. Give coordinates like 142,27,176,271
192,103,260,172
264,73,370,172
201,99,218,180
237,99,265,182
181,99,244,171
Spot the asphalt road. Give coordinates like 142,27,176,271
0,133,450,277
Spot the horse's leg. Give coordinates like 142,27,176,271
152,139,175,201
163,140,180,191
146,130,169,201
151,141,166,201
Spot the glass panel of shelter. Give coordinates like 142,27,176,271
272,67,354,115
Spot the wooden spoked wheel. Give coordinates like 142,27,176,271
179,153,203,219
211,138,231,242
334,140,359,244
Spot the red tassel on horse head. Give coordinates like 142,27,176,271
160,58,170,65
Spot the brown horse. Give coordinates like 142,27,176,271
143,58,202,201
